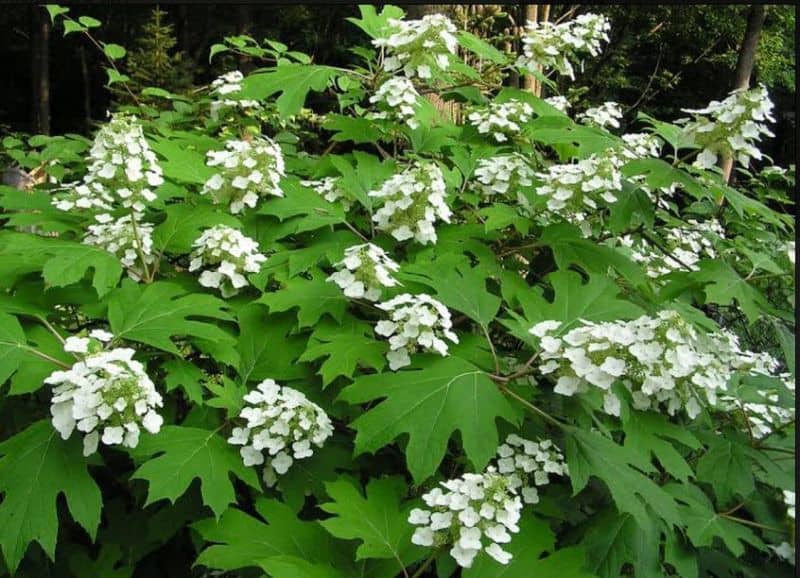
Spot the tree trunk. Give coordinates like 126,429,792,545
522,5,541,94
78,45,92,133
236,5,253,73
30,6,50,135
522,4,537,92
721,4,767,183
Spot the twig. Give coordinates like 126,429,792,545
719,514,785,533
128,210,153,283
409,549,440,578
498,383,565,428
482,324,501,374
342,220,370,243
35,315,65,345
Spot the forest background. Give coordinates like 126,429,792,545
2,3,796,172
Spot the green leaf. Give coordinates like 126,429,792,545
0,232,123,297
464,515,595,578
108,280,234,354
8,324,72,395
104,68,130,87
0,420,102,573
205,375,247,417
278,443,351,513
241,64,337,118
502,268,644,345
623,412,701,482
479,203,532,235
77,15,101,28
63,19,88,35
162,359,205,404
259,179,346,232
524,116,619,158
581,509,661,578
194,499,346,571
258,556,349,578
131,426,259,518
540,223,647,288
323,115,383,144
665,482,764,556
695,436,755,505
102,43,126,60
319,477,425,565
259,268,348,327
236,304,309,382
152,203,240,255
565,427,681,528
208,43,228,62
149,137,217,185
339,355,519,483
456,31,508,64
0,312,31,385
346,4,405,40
298,317,386,386
692,260,771,323
402,254,501,327
44,4,69,23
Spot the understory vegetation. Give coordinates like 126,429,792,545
0,5,795,578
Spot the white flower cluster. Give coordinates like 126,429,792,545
769,541,795,564
783,490,796,520
494,434,568,505
612,132,682,205
201,137,285,214
369,161,451,245
189,225,267,296
368,76,421,128
46,332,163,456
517,13,610,80
373,14,458,78
467,100,534,143
473,154,535,198
228,379,333,485
531,311,781,419
53,114,164,214
209,70,262,119
786,241,795,266
718,375,795,439
620,132,662,159
327,243,400,301
375,293,458,370
83,213,155,281
300,176,352,211
409,469,522,567
577,101,623,129
619,219,724,278
679,84,775,169
534,154,623,234
544,95,571,113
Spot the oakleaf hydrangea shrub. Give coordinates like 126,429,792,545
0,4,794,578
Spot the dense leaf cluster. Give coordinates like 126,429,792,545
0,5,795,577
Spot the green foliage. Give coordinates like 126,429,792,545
123,8,193,98
0,421,102,573
131,425,260,518
341,355,519,483
0,5,794,578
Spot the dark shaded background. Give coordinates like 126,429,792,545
2,3,796,166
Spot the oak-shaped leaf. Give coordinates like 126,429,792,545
339,355,518,483
131,425,260,518
319,477,425,566
108,280,234,354
0,420,102,573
